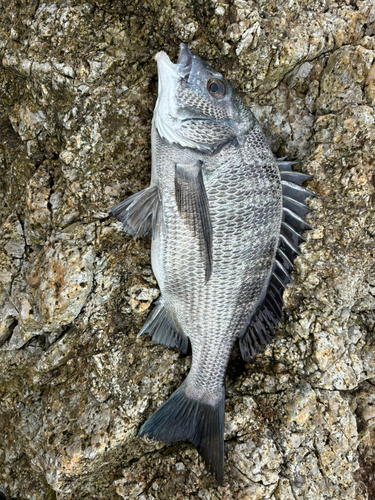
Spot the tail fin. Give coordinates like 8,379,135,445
139,381,225,483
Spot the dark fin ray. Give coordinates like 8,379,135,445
239,328,255,359
262,300,279,328
272,268,290,288
275,258,290,278
279,233,300,254
283,196,311,218
269,280,284,302
283,207,312,231
280,171,313,185
110,185,160,237
276,157,300,171
277,247,295,271
175,161,213,281
138,299,189,353
281,180,316,204
282,221,306,241
239,162,315,362
279,237,298,263
139,382,225,484
268,286,283,312
253,314,271,344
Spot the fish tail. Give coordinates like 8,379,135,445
139,380,225,483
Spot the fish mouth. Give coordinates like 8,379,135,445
154,43,192,79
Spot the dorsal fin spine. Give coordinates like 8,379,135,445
239,161,314,361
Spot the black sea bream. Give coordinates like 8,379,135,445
111,44,313,482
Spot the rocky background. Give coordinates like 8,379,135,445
0,0,375,498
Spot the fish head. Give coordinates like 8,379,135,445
153,44,254,153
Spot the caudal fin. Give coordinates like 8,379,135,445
139,382,225,483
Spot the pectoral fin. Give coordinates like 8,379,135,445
175,161,212,282
110,185,161,238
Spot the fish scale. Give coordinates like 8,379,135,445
110,43,314,483
157,142,279,354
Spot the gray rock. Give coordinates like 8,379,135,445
0,0,375,498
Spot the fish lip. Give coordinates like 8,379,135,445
154,43,192,78
154,51,177,72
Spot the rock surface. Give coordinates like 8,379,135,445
1,0,375,498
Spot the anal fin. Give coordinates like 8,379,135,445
138,298,189,354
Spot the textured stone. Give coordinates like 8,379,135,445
0,0,375,499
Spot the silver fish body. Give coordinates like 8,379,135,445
151,123,281,396
111,44,313,482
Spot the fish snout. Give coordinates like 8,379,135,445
154,45,192,79
155,50,181,85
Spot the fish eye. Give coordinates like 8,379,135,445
207,79,226,98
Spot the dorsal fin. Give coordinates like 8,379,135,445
239,158,314,361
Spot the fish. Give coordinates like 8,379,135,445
110,43,313,483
